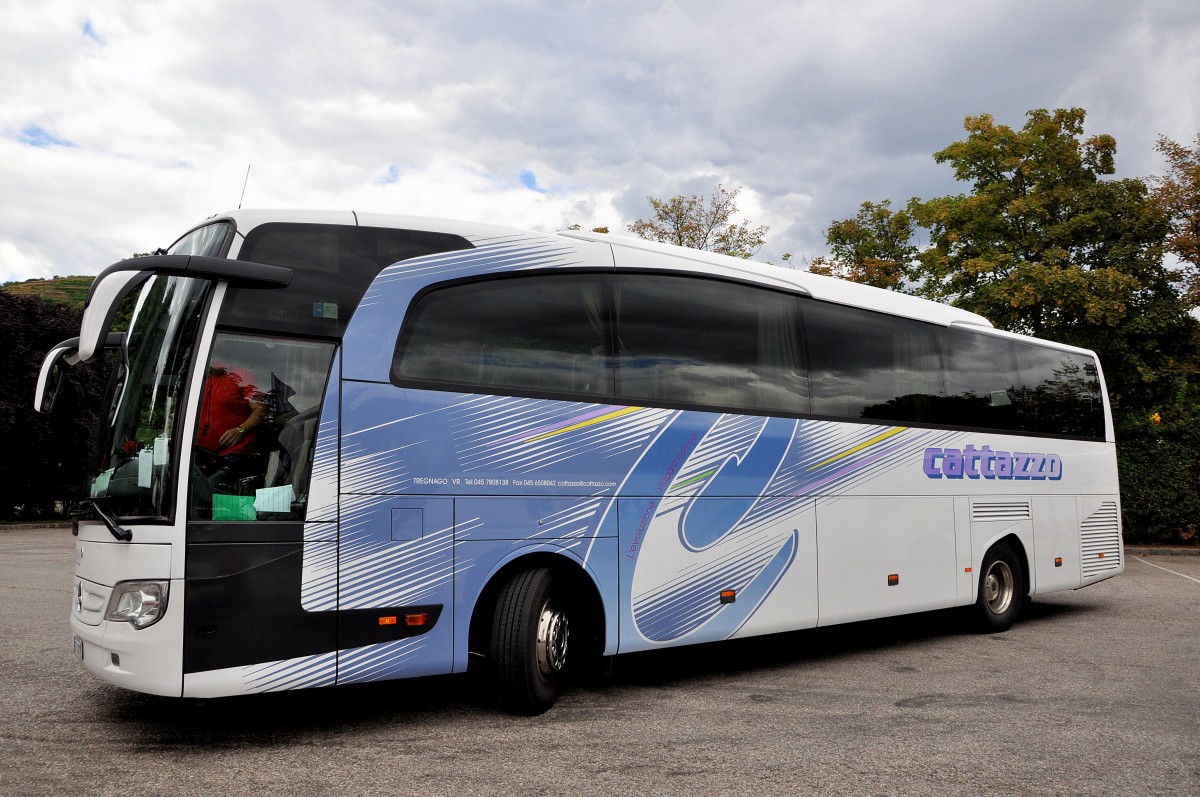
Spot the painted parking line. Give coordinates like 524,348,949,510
1132,556,1200,585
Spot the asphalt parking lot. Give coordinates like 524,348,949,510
1,527,1196,797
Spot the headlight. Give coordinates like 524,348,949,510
105,580,169,629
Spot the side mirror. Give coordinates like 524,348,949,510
34,333,124,413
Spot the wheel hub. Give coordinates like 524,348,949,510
535,601,569,679
984,560,1014,614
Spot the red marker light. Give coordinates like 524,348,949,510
404,613,429,627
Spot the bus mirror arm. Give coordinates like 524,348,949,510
76,255,292,363
86,255,293,300
34,333,124,413
80,498,133,542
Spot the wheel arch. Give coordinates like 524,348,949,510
992,532,1031,597
976,530,1032,597
467,547,609,666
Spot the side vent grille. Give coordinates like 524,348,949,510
1081,502,1121,578
971,501,1031,523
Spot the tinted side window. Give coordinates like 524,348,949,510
393,275,609,397
942,328,1021,432
613,275,806,414
224,224,472,337
943,329,1105,439
803,300,944,423
1014,345,1105,438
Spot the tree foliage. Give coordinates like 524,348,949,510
628,184,768,258
909,108,1173,338
1151,133,1200,306
808,200,917,290
0,291,110,519
816,108,1200,542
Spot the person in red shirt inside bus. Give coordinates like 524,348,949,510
197,364,265,462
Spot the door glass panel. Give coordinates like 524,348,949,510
190,333,335,521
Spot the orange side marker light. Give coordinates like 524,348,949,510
887,574,900,586
719,590,737,604
378,616,398,626
1055,557,1063,568
964,567,972,573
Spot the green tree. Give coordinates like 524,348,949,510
0,291,110,519
1151,133,1200,306
628,184,768,258
904,110,1197,403
808,200,917,290
819,109,1200,542
909,108,1174,338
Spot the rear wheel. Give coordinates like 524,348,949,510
974,542,1024,632
489,568,570,714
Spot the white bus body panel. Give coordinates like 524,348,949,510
70,526,183,697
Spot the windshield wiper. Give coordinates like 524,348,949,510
79,498,133,542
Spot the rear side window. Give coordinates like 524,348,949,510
942,328,1104,438
1013,344,1104,438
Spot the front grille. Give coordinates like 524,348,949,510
74,579,108,626
1081,502,1121,578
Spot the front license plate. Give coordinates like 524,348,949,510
73,634,83,660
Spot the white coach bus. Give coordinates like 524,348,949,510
37,210,1123,713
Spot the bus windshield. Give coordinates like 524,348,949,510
88,275,211,519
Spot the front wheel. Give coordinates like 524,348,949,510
974,542,1024,632
489,568,571,714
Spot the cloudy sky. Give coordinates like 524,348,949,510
2,0,1198,284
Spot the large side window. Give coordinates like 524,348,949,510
612,275,806,414
389,271,1103,439
190,333,336,521
803,300,944,423
393,275,609,397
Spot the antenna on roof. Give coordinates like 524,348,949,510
238,164,251,209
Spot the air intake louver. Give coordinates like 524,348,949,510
1081,502,1121,578
971,501,1031,523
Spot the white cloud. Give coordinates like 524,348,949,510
1,0,1198,283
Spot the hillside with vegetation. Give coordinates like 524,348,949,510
1,275,94,310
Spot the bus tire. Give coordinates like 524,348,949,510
974,542,1024,632
489,567,570,715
